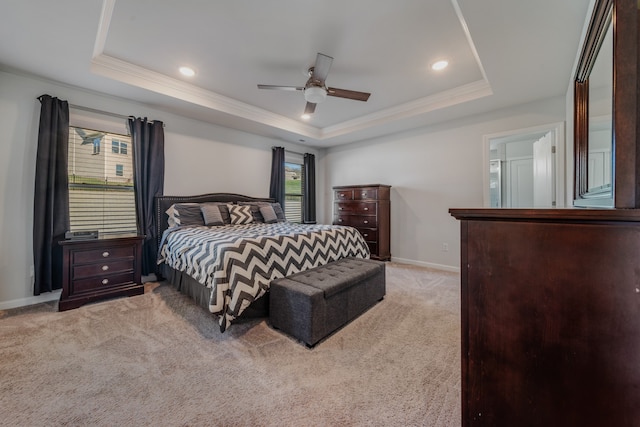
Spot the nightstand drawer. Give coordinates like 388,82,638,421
335,202,376,215
335,190,354,201
73,246,135,264
354,188,378,200
73,259,134,279
356,228,378,242
352,216,377,227
72,272,136,294
334,215,378,227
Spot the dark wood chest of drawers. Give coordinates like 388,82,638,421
333,184,390,261
59,234,144,311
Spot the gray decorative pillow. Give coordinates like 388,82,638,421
271,202,287,222
201,202,231,224
169,203,205,227
227,204,253,225
201,204,224,226
238,201,287,222
259,205,278,223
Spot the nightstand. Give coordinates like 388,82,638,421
58,234,144,311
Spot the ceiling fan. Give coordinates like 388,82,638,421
257,53,371,116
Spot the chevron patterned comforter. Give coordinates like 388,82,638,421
158,222,370,331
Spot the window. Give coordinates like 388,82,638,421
111,139,127,154
68,126,136,235
284,162,304,223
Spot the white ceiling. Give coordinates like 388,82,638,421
0,0,591,147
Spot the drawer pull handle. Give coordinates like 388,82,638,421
363,234,369,237
102,279,109,285
339,207,343,210
364,207,369,211
363,220,369,224
102,251,110,258
338,219,343,222
102,265,109,271
362,192,367,197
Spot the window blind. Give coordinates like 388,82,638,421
284,161,304,223
67,127,137,235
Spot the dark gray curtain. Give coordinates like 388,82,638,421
269,146,285,206
33,95,70,295
128,117,164,276
303,153,316,224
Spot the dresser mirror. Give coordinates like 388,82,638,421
574,0,613,207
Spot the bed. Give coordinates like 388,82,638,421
154,193,370,331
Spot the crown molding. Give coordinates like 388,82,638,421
91,54,321,139
92,0,493,142
321,79,492,139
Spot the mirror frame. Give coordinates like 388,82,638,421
574,0,639,208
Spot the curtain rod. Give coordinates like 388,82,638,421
69,104,165,127
272,146,307,156
69,104,131,121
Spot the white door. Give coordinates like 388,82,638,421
507,158,534,207
533,132,555,207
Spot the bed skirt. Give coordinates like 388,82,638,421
160,264,269,320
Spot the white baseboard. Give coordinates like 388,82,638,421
0,290,61,311
390,257,460,273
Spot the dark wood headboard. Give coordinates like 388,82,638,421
154,193,275,249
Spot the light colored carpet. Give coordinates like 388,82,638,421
0,263,461,426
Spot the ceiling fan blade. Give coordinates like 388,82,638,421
327,87,371,102
257,84,304,91
312,53,333,84
304,102,317,115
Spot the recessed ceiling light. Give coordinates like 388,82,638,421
179,66,195,77
431,60,449,71
301,114,311,120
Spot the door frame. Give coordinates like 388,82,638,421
482,121,566,208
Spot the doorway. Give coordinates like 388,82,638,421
483,122,565,208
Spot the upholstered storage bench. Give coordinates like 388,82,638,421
269,257,386,347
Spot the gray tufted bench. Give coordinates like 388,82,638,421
269,257,386,347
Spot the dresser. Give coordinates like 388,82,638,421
58,234,144,311
450,208,640,426
333,184,390,261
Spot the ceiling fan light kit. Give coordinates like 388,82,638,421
303,86,327,103
258,52,371,117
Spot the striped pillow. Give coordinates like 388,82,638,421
201,204,224,226
227,204,253,225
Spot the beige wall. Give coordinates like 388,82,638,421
323,96,567,270
0,69,319,308
0,67,568,308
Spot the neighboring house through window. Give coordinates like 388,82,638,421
68,126,136,235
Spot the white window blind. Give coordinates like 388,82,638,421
67,126,137,235
284,161,304,223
